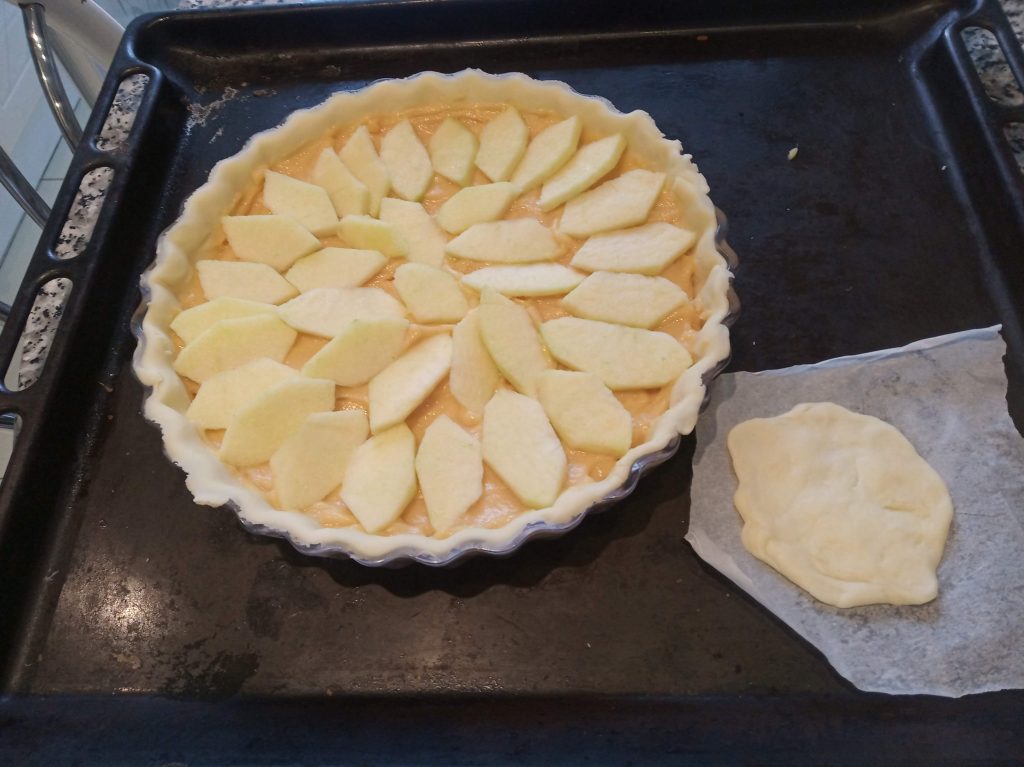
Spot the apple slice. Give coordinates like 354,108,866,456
478,285,512,306
429,117,478,186
337,215,409,258
339,125,390,216
477,289,551,397
187,357,298,429
221,215,320,271
569,222,696,275
219,377,336,467
536,370,632,457
449,308,501,415
278,287,405,338
173,314,297,383
540,317,691,390
262,170,338,236
562,272,687,328
285,247,387,292
415,415,483,534
170,297,277,345
367,333,453,433
311,147,370,217
538,133,627,212
270,410,369,509
510,115,581,193
436,182,516,235
197,260,298,305
558,169,665,238
462,264,584,297
378,198,446,268
394,263,468,324
475,106,529,182
445,219,563,263
340,424,417,533
301,317,409,386
482,390,566,509
380,120,433,202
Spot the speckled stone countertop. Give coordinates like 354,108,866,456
16,0,1024,385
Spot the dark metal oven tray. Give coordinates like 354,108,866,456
1,0,1023,762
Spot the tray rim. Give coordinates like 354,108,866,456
1,1,1023,755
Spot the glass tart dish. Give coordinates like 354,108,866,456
132,69,735,566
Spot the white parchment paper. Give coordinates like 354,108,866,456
688,326,1024,696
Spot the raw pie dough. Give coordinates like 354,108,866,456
727,402,953,608
135,71,734,563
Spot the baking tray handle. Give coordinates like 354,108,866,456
946,0,1024,185
930,0,1024,406
0,58,164,426
0,60,164,395
0,54,166,679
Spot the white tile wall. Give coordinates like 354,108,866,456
95,0,180,26
1,1,176,261
1,3,37,146
0,3,59,263
1,3,29,102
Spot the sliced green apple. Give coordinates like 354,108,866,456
170,297,277,345
339,125,390,216
415,415,483,534
562,271,687,328
219,377,336,467
197,260,298,305
475,106,529,182
284,247,387,292
538,133,627,212
569,222,696,275
221,214,320,272
367,333,453,433
278,287,405,338
449,308,501,415
436,182,516,235
477,289,551,397
173,314,297,383
557,169,665,238
337,215,409,258
262,170,338,237
270,410,369,510
540,317,691,390
462,264,584,297
186,357,298,430
340,423,417,533
301,317,410,386
393,263,468,324
380,120,433,202
482,390,566,509
479,283,520,306
311,147,370,218
378,198,446,268
510,115,581,193
445,219,563,263
536,370,632,457
429,117,478,186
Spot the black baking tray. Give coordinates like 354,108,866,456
1,0,1023,762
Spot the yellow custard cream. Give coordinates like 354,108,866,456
137,72,732,559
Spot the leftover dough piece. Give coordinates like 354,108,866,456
727,402,953,608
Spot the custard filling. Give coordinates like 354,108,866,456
172,103,706,538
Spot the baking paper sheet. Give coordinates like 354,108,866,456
687,326,1024,696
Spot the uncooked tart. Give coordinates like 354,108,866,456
133,70,734,564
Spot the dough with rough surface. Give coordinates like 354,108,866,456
727,402,953,608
